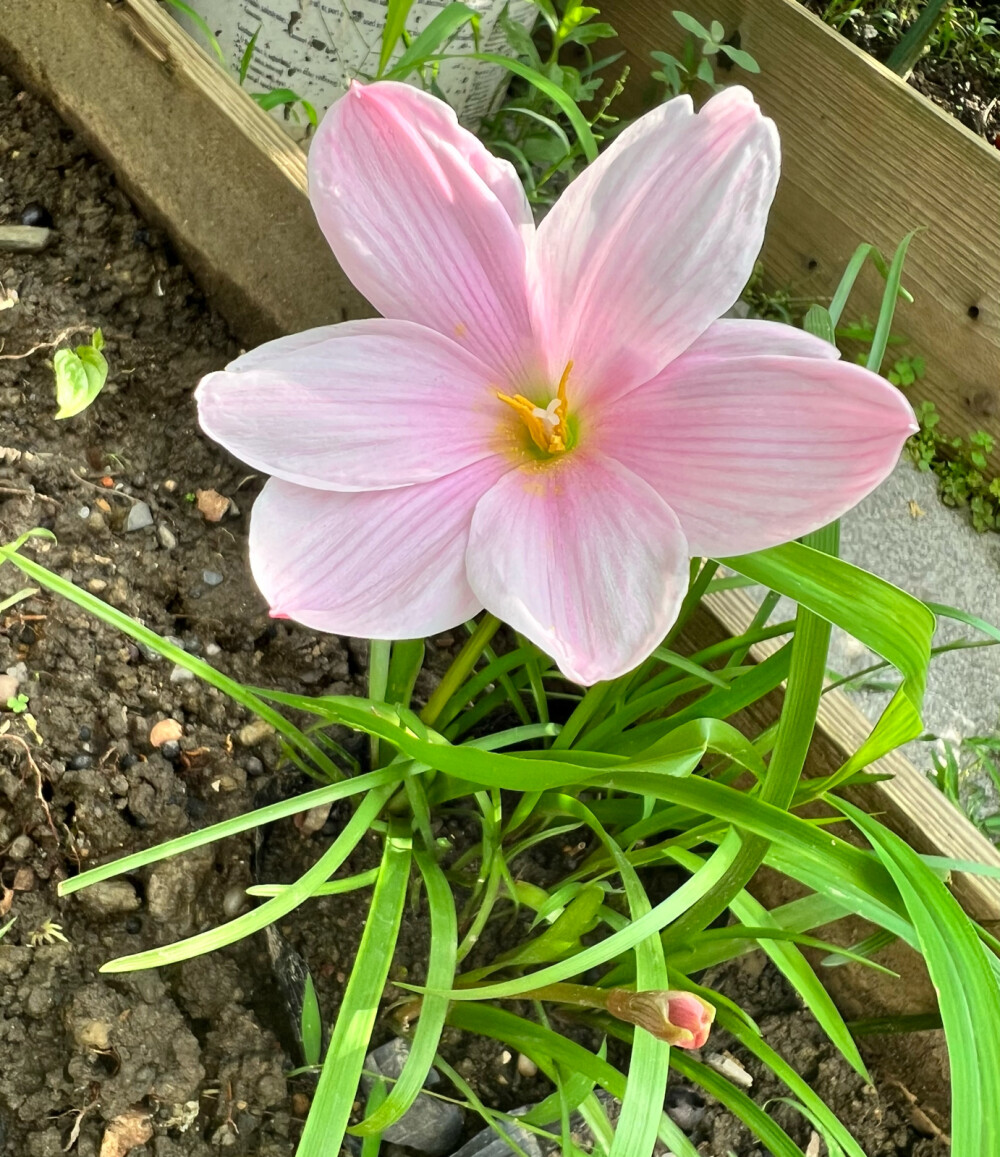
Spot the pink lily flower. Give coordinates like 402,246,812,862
197,81,916,685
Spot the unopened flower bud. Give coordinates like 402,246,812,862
605,988,715,1049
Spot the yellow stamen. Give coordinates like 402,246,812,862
497,360,574,455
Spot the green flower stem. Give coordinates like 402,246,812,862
420,613,502,728
661,524,839,944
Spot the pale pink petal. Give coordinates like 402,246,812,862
532,87,779,405
196,319,501,491
250,458,512,639
600,333,918,558
680,317,841,362
466,453,689,684
309,81,538,385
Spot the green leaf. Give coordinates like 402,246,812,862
722,541,933,771
379,0,417,75
351,846,456,1136
239,25,261,85
719,43,760,72
672,10,713,41
298,825,412,1157
300,972,322,1067
54,335,108,420
841,800,1000,1157
385,3,480,78
803,304,836,345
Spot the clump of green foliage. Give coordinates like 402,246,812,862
907,401,1000,532
651,10,760,97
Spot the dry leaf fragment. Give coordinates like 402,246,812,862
100,1110,153,1157
149,718,183,748
908,499,926,518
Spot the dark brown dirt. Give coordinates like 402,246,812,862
0,68,953,1157
802,1,1000,143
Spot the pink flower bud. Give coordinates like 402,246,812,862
605,988,715,1049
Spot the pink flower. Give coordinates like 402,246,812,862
197,81,916,685
605,988,715,1049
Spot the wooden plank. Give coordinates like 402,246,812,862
705,588,1000,920
602,0,1000,461
0,0,366,346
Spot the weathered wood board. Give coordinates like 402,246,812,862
2,0,999,919
600,0,1000,462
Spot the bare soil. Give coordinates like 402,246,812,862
0,71,951,1157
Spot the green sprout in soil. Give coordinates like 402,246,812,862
651,9,760,98
6,692,28,714
53,328,108,420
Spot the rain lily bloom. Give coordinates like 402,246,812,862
605,987,716,1049
197,81,916,685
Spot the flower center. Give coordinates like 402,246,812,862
497,361,573,455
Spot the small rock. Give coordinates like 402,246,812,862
147,848,214,929
170,665,196,684
237,719,274,747
73,1017,112,1051
77,880,140,918
450,1115,542,1157
294,802,332,836
665,1085,705,1133
516,1054,538,1078
69,753,93,770
362,1039,463,1156
150,718,183,748
100,1109,153,1157
205,642,222,657
244,756,265,777
202,569,223,587
196,488,230,522
160,740,181,760
8,834,33,861
87,578,108,594
77,505,90,519
125,501,154,533
0,673,19,703
157,525,177,550
19,201,53,229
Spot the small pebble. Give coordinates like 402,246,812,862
237,720,274,747
69,753,93,770
516,1054,537,1078
245,756,265,776
205,642,222,657
119,753,138,770
19,201,53,228
169,665,196,684
78,726,92,742
77,880,140,917
164,635,185,650
86,578,108,594
125,915,142,935
77,506,90,519
0,673,19,702
8,834,33,861
202,569,223,587
157,525,177,550
125,501,154,533
160,740,181,760
223,887,245,918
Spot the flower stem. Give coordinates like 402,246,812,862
420,613,502,728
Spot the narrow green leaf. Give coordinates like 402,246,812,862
297,825,412,1157
385,3,480,78
379,0,418,74
300,972,322,1067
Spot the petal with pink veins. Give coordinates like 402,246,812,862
249,458,513,639
466,453,690,684
196,319,502,491
600,331,918,558
532,87,780,406
309,81,539,386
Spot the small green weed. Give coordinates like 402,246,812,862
907,402,1000,533
651,10,759,98
53,329,108,420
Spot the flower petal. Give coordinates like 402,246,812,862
309,81,538,384
196,319,502,491
600,331,918,558
466,453,689,684
249,458,511,639
532,87,779,405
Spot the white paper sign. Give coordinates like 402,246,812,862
171,0,537,135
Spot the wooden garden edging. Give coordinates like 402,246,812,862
2,0,999,917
